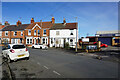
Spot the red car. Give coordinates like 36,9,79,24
93,42,108,47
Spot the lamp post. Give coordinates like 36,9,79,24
75,17,78,52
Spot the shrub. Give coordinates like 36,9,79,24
65,42,70,49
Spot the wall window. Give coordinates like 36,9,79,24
5,31,8,36
34,30,36,35
51,38,53,44
26,38,32,44
20,38,22,43
56,31,59,35
14,31,17,36
0,31,2,36
43,29,46,35
27,39,29,44
43,38,45,44
38,30,40,35
28,30,31,35
70,30,73,35
30,39,32,44
21,31,23,36
70,39,73,45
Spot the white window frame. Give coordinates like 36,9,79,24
28,30,31,35
5,31,8,36
14,31,17,36
0,31,2,36
21,31,23,36
26,37,33,44
38,30,40,36
43,29,46,36
34,30,36,35
56,31,59,35
70,30,73,35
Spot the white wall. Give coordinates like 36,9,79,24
50,29,78,48
50,29,77,38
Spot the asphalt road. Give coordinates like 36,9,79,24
1,47,119,79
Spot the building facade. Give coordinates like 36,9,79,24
2,17,54,47
1,17,78,47
95,30,120,46
50,19,78,48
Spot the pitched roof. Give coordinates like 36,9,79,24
50,23,77,30
0,25,5,30
26,22,53,29
2,24,29,31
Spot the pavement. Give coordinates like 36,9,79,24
0,46,119,79
0,46,2,79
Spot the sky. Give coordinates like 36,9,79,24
2,2,118,38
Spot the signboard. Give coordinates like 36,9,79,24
82,38,89,42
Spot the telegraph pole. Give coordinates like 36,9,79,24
75,17,78,52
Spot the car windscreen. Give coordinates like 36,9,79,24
12,45,25,49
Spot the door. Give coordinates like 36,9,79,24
34,39,36,44
14,39,18,44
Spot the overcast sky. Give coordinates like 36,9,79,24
2,2,118,37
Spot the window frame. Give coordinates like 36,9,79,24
21,31,23,36
70,30,73,35
5,31,8,36
28,30,31,35
43,29,46,36
14,31,17,36
34,30,36,35
38,30,40,36
56,31,59,35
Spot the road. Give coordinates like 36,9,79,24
1,47,119,79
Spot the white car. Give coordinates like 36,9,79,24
32,44,48,49
2,44,29,62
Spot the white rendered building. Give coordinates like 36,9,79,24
50,20,78,48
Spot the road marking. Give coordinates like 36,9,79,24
43,66,49,69
53,70,61,76
37,62,41,65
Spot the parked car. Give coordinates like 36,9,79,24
93,42,108,47
32,44,48,49
2,44,29,62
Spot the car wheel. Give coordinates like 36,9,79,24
32,46,34,49
26,57,29,60
40,47,42,49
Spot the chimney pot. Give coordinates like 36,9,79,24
51,17,55,23
16,20,22,26
63,18,66,24
31,18,34,23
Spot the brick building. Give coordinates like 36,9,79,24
2,17,54,46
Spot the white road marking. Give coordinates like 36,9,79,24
37,62,41,65
43,66,49,69
53,70,61,76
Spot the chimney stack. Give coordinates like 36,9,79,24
16,20,22,26
51,17,55,23
31,18,34,24
40,20,42,26
4,21,10,26
63,18,66,24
